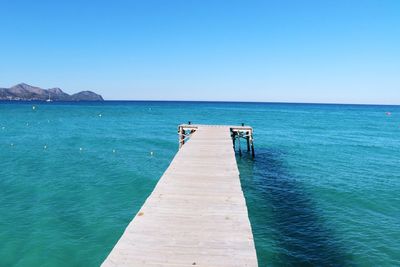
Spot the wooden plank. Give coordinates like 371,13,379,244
102,126,258,267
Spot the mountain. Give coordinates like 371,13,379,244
69,91,104,101
0,83,104,101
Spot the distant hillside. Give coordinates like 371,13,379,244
0,83,104,101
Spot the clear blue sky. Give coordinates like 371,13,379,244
1,0,399,104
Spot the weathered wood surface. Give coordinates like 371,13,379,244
102,125,258,267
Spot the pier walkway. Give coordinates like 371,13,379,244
102,125,257,267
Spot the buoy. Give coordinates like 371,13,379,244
32,106,36,110
44,145,47,149
98,113,102,117
112,149,116,153
150,151,154,156
79,147,83,151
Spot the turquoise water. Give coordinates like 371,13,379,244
1,102,399,266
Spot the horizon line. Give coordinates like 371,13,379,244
1,99,399,107
98,99,400,106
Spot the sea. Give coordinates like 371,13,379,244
0,101,399,266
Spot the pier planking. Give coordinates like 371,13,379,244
102,125,257,267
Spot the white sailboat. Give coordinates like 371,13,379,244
46,91,52,102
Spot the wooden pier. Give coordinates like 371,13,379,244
102,124,257,267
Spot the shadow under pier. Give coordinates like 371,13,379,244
237,148,354,266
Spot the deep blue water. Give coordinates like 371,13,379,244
1,101,399,266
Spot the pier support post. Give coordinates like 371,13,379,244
250,132,255,158
232,132,236,149
246,131,250,152
178,126,185,149
238,135,242,157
